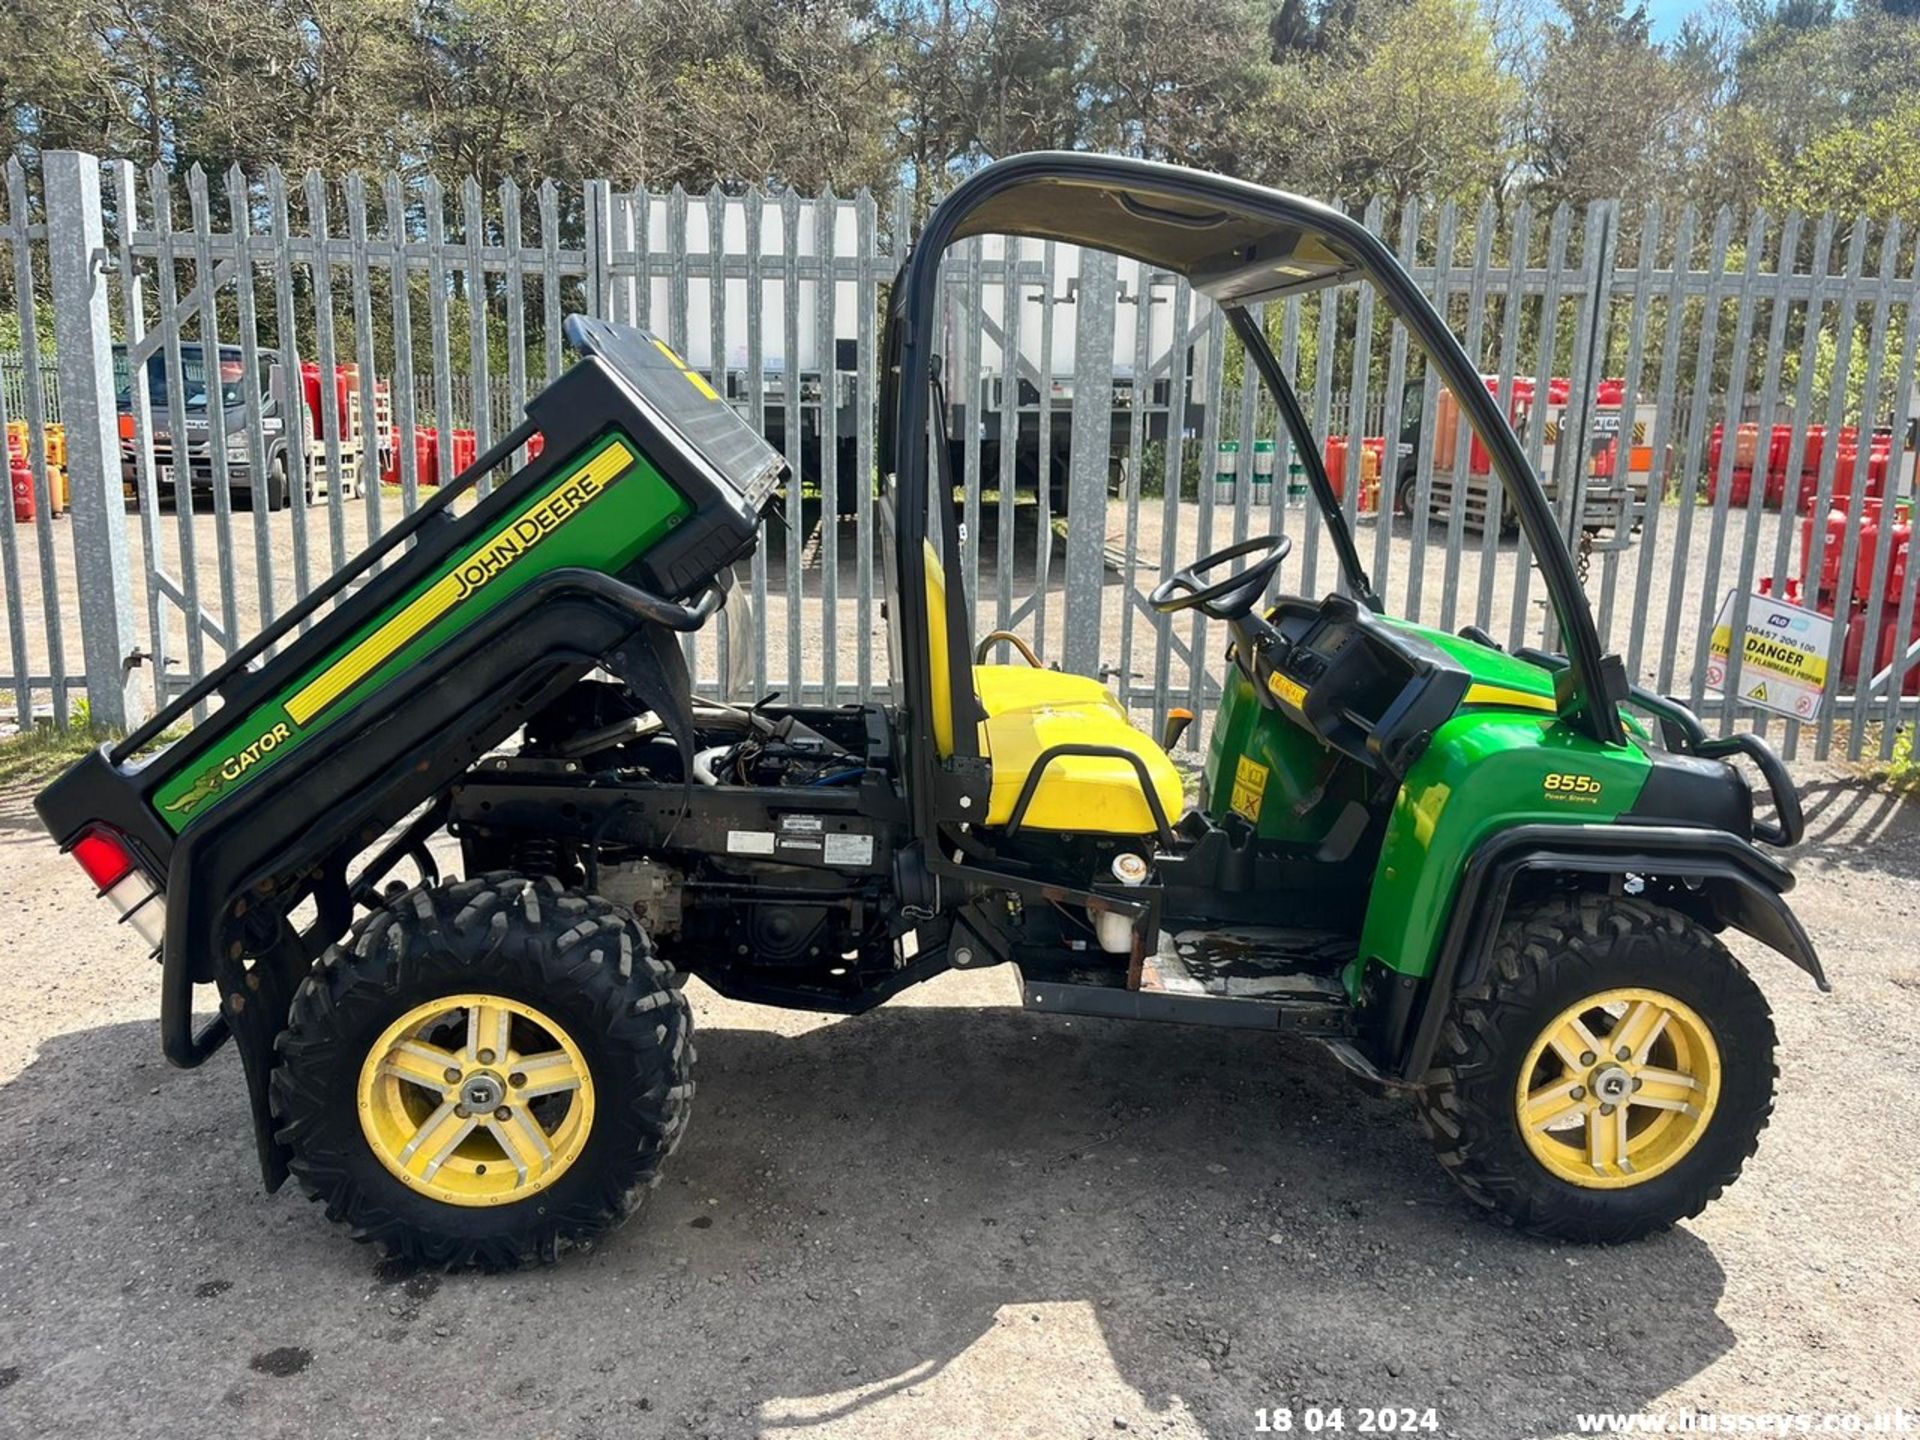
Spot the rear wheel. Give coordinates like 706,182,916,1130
271,873,694,1268
1417,895,1775,1243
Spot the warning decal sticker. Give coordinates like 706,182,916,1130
1704,591,1836,721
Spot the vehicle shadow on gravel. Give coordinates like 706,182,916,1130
0,1003,1735,1439
1796,773,1920,877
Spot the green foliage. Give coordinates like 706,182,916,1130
0,704,111,787
1862,726,1920,796
1761,99,1920,222
0,0,1913,233
1253,0,1517,204
1137,437,1204,500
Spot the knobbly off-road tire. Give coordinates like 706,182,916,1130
270,873,694,1268
1417,894,1775,1243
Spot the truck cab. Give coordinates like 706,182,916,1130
115,342,389,510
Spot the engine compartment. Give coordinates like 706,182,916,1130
452,682,918,1010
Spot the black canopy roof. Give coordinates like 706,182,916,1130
944,170,1360,304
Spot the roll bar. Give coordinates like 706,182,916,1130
882,153,1628,842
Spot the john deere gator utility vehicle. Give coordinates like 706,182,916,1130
37,154,1823,1267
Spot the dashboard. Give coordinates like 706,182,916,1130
1243,595,1471,777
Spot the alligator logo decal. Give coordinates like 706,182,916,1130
162,721,295,818
161,765,227,816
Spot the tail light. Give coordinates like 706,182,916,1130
68,825,166,951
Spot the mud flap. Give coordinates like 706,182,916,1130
602,624,698,778
217,932,309,1192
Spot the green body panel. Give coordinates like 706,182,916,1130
1351,708,1649,987
1382,618,1557,700
1202,664,1366,843
150,433,691,830
1201,621,1652,994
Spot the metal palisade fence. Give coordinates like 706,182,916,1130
2,152,1918,764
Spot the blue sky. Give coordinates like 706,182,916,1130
1641,0,1711,39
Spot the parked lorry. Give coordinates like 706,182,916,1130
653,195,1206,512
1408,376,1659,535
115,343,391,510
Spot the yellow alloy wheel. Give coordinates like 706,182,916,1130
356,993,596,1207
1514,987,1722,1189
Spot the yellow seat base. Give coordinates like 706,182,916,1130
924,540,1180,837
974,664,1117,716
980,700,1183,834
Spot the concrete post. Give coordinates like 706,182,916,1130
44,150,143,730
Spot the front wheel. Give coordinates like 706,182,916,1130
271,874,694,1268
1417,895,1775,1243
261,456,290,512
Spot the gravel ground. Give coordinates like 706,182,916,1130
0,760,1916,1439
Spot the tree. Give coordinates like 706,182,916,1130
1521,0,1720,210
1255,0,1516,204
0,0,195,165
1762,97,1920,221
0,0,1913,238
174,0,417,177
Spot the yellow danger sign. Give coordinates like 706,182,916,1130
1704,591,1835,721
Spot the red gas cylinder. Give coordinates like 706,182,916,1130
1762,426,1793,506
1855,502,1913,605
451,429,479,477
413,427,440,486
1853,501,1882,601
1868,433,1893,496
10,455,33,523
299,363,353,440
1729,468,1756,506
1707,424,1763,504
1792,427,1829,512
1797,428,1846,512
1322,436,1349,499
1874,610,1920,696
1802,425,1826,474
1841,608,1871,687
1833,443,1860,501
1799,506,1854,601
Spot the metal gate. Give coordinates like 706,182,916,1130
3,152,1918,765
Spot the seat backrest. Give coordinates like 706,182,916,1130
923,538,956,757
878,491,963,759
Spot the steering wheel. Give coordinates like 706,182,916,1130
1148,534,1292,619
